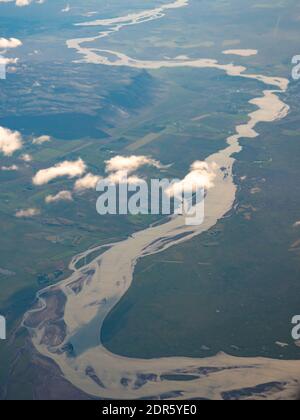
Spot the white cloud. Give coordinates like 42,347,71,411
61,4,70,13
105,155,162,174
165,161,218,198
293,221,300,228
0,55,18,78
1,164,19,171
15,0,32,5
0,37,22,49
15,208,40,218
222,49,258,57
0,56,18,66
32,159,86,186
0,126,23,156
103,155,164,185
0,36,21,76
74,173,101,191
20,153,32,162
45,190,73,204
0,0,40,7
32,135,51,145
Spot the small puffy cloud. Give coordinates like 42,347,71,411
61,4,70,13
104,155,164,185
32,159,86,186
0,37,22,77
165,161,218,198
1,164,19,171
0,126,23,156
190,161,218,189
0,56,19,78
0,0,35,7
45,190,73,204
293,221,300,228
222,49,258,57
0,38,22,49
20,153,32,162
74,173,101,191
105,155,162,174
15,208,40,218
16,0,32,5
0,56,18,68
32,135,51,145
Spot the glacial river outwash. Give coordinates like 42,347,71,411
23,0,300,400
